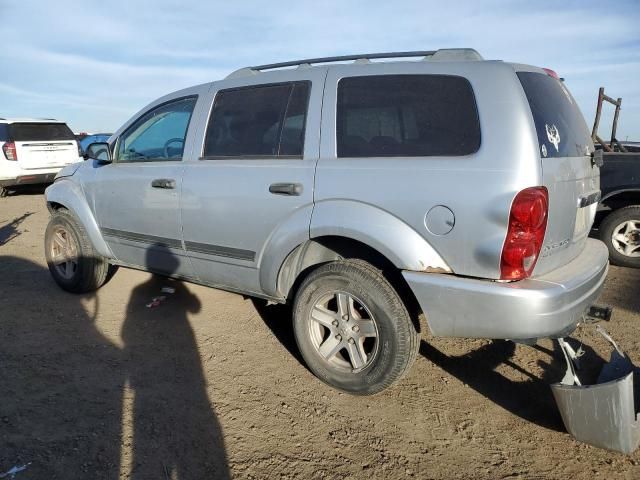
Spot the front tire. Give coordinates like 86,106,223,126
293,260,419,395
599,206,640,268
45,209,114,293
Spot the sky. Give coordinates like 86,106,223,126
0,0,639,139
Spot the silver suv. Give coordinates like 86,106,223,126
44,49,609,394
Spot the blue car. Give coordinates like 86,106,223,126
78,134,112,155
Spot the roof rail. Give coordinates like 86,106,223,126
251,51,437,71
226,49,482,79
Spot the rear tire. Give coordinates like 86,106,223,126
292,259,419,395
0,186,9,198
45,209,115,293
599,206,640,268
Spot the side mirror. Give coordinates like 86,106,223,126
84,142,112,163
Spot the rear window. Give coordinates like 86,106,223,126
0,124,9,142
517,72,592,158
9,123,76,142
337,75,480,157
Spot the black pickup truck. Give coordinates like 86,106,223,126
596,151,640,268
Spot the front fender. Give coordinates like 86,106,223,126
45,179,114,259
310,200,451,272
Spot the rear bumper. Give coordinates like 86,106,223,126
403,238,609,340
0,172,58,187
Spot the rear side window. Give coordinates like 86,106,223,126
517,72,591,158
9,123,75,141
203,81,310,158
337,75,480,157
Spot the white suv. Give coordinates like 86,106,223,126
0,118,82,197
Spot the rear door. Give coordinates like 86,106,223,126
517,71,599,275
10,122,79,170
181,69,324,295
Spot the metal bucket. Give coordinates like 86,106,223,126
551,326,640,454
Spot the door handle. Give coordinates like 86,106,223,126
151,178,176,189
269,183,303,196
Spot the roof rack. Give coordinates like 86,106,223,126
251,51,437,71
226,48,483,79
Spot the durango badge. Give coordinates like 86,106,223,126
546,124,561,152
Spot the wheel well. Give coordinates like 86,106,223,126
601,191,640,211
278,236,423,332
47,201,66,213
595,191,640,228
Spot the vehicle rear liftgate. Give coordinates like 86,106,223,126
551,307,640,454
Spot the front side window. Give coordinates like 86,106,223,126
337,75,480,157
117,96,197,162
203,81,310,158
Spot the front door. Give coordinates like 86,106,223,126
181,69,325,296
92,96,198,278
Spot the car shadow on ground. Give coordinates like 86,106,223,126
0,249,230,479
250,299,307,368
2,184,49,197
420,337,605,432
251,297,606,433
0,212,34,245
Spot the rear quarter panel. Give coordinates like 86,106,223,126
315,61,542,279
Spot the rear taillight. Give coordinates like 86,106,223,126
542,67,559,79
2,142,17,161
500,187,549,280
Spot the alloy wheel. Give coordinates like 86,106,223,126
308,291,379,372
611,220,640,258
49,226,79,279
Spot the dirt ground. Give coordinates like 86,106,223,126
1,188,640,480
